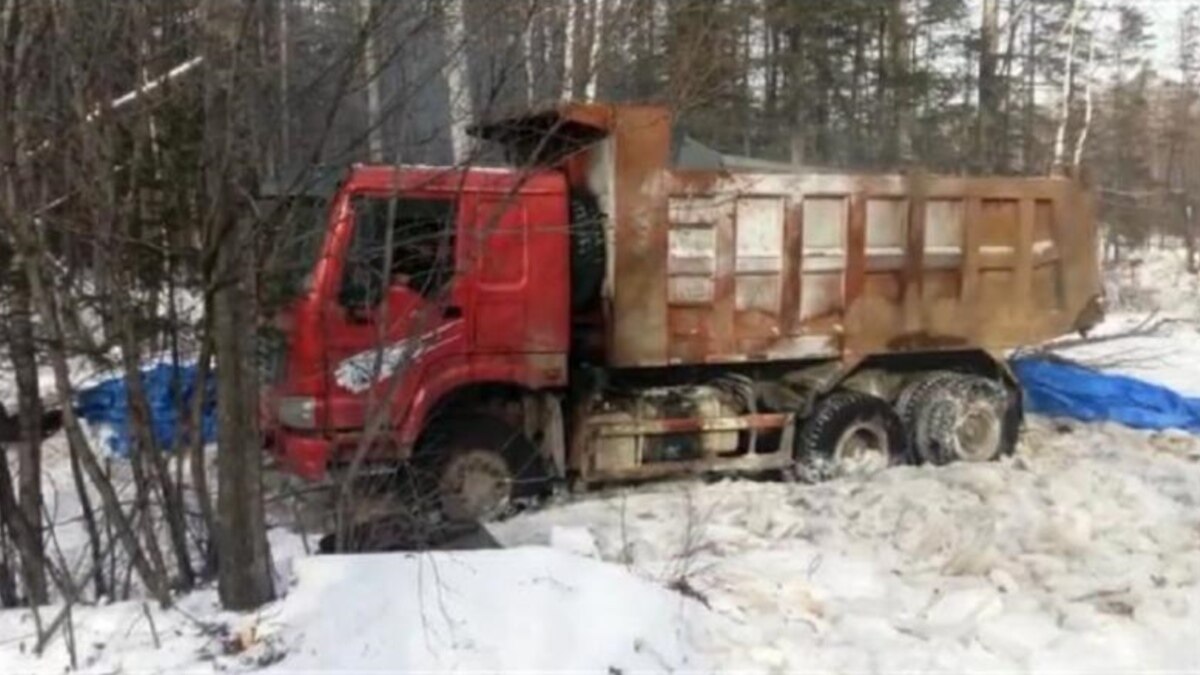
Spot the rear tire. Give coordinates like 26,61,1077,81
419,415,546,522
917,375,1018,465
796,391,910,481
895,371,959,464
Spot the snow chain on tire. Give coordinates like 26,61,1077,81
918,375,1015,465
796,390,910,482
897,369,960,466
569,192,606,310
895,371,960,462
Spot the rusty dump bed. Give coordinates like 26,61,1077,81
477,104,1104,369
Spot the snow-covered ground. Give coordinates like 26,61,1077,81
3,245,1200,673
1081,246,1200,395
493,419,1200,672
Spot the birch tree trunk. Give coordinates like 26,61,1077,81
358,0,384,163
889,0,913,164
977,0,1001,171
1023,3,1036,171
1072,29,1096,168
584,0,608,101
1053,0,1080,171
278,0,290,171
562,0,577,100
444,0,473,163
524,2,537,105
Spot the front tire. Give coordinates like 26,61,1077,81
796,391,910,481
420,415,545,522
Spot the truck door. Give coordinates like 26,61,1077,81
466,192,569,355
322,193,468,430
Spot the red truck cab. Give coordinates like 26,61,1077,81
265,165,571,482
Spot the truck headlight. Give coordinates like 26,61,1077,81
277,396,317,429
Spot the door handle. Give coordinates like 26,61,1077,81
442,305,463,319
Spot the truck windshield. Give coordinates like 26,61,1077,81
340,196,457,306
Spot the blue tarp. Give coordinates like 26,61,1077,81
75,363,217,457
1012,357,1200,432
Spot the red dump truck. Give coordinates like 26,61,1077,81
262,104,1103,520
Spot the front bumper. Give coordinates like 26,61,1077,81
269,430,334,481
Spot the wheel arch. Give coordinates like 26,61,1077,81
406,380,540,448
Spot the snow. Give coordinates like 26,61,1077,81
1103,245,1200,321
4,245,1200,673
1050,314,1200,397
1054,245,1200,396
263,548,722,672
20,417,1198,674
489,419,1200,672
0,545,724,673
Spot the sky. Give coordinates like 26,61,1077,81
1141,0,1189,67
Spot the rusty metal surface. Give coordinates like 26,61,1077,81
590,109,1099,368
647,171,1100,367
578,411,795,483
580,450,794,483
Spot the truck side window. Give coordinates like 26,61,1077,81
342,197,457,306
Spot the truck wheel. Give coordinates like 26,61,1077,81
796,391,910,481
421,415,546,522
919,375,1017,464
569,192,606,310
895,371,959,464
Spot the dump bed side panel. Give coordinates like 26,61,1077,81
468,103,1100,369
608,171,1100,368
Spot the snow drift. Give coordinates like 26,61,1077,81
265,548,725,672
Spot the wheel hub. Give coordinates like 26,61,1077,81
439,449,512,522
951,401,1002,461
832,421,890,477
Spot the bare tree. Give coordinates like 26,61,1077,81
201,1,276,610
5,272,47,604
